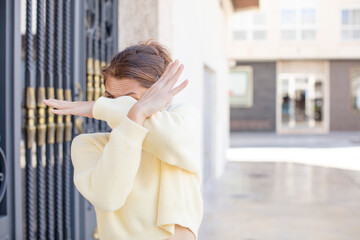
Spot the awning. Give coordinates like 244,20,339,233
231,0,259,12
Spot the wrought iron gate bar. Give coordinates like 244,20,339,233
104,0,114,132
86,0,96,133
86,57,94,102
100,0,107,132
93,0,101,132
63,0,73,239
25,0,36,239
45,0,55,239
35,0,46,238
105,0,113,63
93,0,101,102
54,0,64,238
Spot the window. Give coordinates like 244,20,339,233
341,9,360,41
301,9,316,24
231,12,267,41
280,8,317,41
281,30,297,40
301,30,316,40
253,30,267,40
229,66,253,107
279,74,325,129
351,68,360,111
253,13,266,25
233,30,247,41
281,9,296,25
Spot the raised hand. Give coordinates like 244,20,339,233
128,59,188,125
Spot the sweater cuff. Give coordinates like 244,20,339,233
92,96,108,120
92,96,138,129
113,114,149,140
156,206,199,239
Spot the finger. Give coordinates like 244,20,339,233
153,61,173,87
159,61,173,81
167,59,180,80
167,64,184,88
161,59,180,84
43,98,74,109
170,79,188,96
51,108,74,115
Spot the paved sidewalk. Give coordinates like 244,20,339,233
198,161,360,240
228,131,360,172
230,131,360,148
198,131,360,240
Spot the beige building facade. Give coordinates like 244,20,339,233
229,0,360,134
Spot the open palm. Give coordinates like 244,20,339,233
134,59,188,119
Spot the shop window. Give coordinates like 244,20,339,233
279,74,325,130
351,68,360,111
229,66,253,107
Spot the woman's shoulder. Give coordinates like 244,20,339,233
165,98,199,115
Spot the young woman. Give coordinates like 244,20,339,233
43,40,203,240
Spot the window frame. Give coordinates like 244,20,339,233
279,0,318,42
341,8,360,41
350,67,360,113
231,12,267,42
229,66,254,108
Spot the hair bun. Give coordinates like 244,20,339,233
139,39,172,65
102,39,173,89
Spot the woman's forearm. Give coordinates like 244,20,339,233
71,115,149,212
127,102,147,126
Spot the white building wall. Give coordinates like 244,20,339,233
200,0,233,179
230,0,360,60
160,0,233,180
118,0,159,50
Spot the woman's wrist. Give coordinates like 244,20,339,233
127,103,147,126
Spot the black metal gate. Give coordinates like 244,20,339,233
0,0,118,239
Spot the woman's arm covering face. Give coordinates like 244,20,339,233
70,114,149,212
92,96,202,179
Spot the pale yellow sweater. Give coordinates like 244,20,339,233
70,95,203,240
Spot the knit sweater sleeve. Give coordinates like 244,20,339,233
92,96,202,179
156,161,204,239
70,114,149,212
